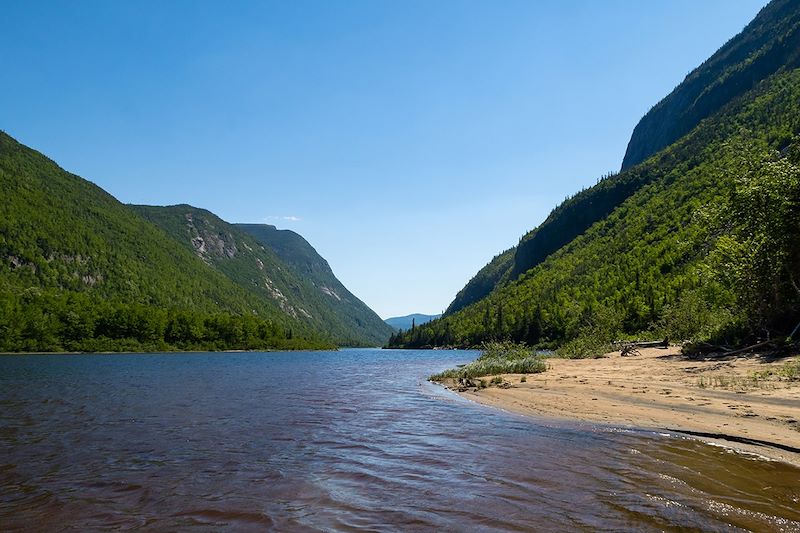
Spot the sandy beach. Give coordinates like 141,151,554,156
440,347,800,466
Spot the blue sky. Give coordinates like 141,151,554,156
2,0,767,318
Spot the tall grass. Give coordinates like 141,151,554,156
430,341,546,381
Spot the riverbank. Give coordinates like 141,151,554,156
439,346,800,467
0,347,341,356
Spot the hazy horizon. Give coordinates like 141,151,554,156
1,0,768,318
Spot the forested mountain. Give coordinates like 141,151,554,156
443,0,800,317
622,0,800,169
0,131,324,351
384,313,441,331
130,207,391,346
0,132,263,315
392,1,800,351
445,249,515,315
236,224,330,280
0,132,387,351
237,224,393,345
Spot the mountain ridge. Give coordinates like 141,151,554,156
237,223,394,345
622,0,800,169
384,313,441,332
392,0,800,350
441,0,800,319
0,131,389,351
132,207,393,347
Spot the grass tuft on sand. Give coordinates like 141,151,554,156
430,341,546,381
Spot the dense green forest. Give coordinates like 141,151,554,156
0,289,332,352
391,44,800,353
0,132,382,352
445,0,800,317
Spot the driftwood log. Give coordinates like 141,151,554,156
628,339,668,348
718,340,774,356
686,339,785,359
620,344,641,357
613,338,669,357
612,338,669,353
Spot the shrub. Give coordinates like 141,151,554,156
430,341,546,381
656,288,738,344
555,334,610,359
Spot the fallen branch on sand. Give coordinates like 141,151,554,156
688,340,779,358
612,338,669,349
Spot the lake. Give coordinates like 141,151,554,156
1,348,798,531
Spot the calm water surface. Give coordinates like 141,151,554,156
1,348,798,531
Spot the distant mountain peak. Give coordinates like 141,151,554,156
384,313,441,331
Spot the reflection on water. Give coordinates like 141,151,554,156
0,349,798,531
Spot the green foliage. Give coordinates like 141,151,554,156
453,7,800,315
0,132,346,352
479,340,536,360
132,206,392,346
622,0,800,169
752,358,800,381
555,337,610,360
706,146,800,338
448,0,800,314
237,223,394,345
429,341,546,380
395,66,800,352
0,133,275,317
655,288,737,343
554,304,621,358
778,359,800,380
0,289,334,352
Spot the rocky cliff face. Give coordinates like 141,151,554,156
184,212,238,262
621,0,800,170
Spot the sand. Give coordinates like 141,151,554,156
441,346,800,466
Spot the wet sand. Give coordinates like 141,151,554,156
442,347,800,466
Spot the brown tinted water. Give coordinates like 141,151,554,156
0,349,798,531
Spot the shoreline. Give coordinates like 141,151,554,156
439,346,800,467
0,347,342,356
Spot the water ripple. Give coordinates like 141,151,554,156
0,348,798,531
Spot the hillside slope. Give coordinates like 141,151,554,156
237,224,393,345
130,209,391,346
445,249,515,315
443,0,800,317
622,0,800,169
0,132,264,313
0,132,330,351
384,313,441,331
393,66,800,348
